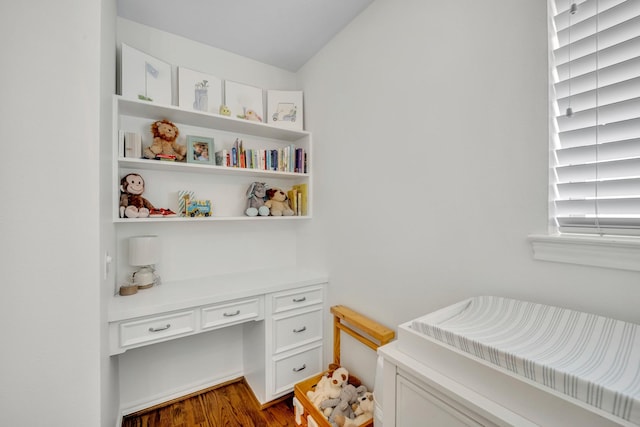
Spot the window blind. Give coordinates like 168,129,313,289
550,0,640,235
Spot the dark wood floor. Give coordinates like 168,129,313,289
121,378,297,427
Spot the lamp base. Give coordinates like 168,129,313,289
119,284,139,296
132,266,156,289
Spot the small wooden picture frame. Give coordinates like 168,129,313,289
186,136,214,165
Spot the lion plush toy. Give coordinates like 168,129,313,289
143,119,187,161
265,188,294,216
119,173,156,218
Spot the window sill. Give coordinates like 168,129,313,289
528,234,640,272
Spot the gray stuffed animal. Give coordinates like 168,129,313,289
320,384,367,426
245,182,270,216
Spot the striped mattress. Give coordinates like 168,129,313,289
410,296,640,425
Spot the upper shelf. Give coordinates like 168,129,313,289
115,95,310,142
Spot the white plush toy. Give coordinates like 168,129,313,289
306,367,350,411
335,392,375,427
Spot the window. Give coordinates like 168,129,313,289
549,0,640,236
529,0,640,271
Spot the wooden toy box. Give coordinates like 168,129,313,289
293,305,394,427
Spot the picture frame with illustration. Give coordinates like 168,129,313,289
120,43,172,105
186,136,214,165
267,90,304,130
224,80,264,121
178,67,223,114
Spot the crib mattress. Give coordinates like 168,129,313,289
410,296,640,425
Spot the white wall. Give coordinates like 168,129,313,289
298,0,640,383
101,1,120,426
0,1,103,426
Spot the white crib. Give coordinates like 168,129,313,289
378,296,640,426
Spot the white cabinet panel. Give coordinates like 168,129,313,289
201,297,261,330
273,307,322,354
273,344,323,395
397,375,483,427
272,286,323,313
119,310,196,349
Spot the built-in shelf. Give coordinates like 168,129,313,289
113,95,312,222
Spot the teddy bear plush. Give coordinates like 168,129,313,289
320,383,367,425
265,188,294,216
119,173,156,218
143,119,187,161
335,392,375,427
245,182,270,216
307,367,350,413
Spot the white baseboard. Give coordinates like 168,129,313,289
118,370,243,417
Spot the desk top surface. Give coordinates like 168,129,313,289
109,267,328,322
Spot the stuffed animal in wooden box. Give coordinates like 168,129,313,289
335,392,375,427
307,367,350,413
144,119,187,161
320,383,367,425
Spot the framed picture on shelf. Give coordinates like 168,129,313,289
186,136,214,165
120,43,171,105
224,80,264,121
178,67,223,114
267,90,303,130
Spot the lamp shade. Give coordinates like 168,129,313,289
129,235,159,266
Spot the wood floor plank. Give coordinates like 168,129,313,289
122,378,296,427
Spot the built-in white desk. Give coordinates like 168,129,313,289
108,267,328,406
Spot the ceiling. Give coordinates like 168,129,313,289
117,0,374,72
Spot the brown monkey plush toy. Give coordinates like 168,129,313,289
119,173,156,218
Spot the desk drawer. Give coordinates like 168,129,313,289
201,297,262,330
274,308,322,354
274,344,323,395
273,286,323,314
119,310,195,349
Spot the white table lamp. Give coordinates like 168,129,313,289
129,235,159,289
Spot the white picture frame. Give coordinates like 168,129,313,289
267,90,304,130
224,80,264,122
120,43,172,105
178,67,223,114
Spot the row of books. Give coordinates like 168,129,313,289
215,138,307,173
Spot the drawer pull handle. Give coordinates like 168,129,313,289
148,324,171,332
292,296,306,303
293,326,307,333
292,364,306,372
223,310,241,317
